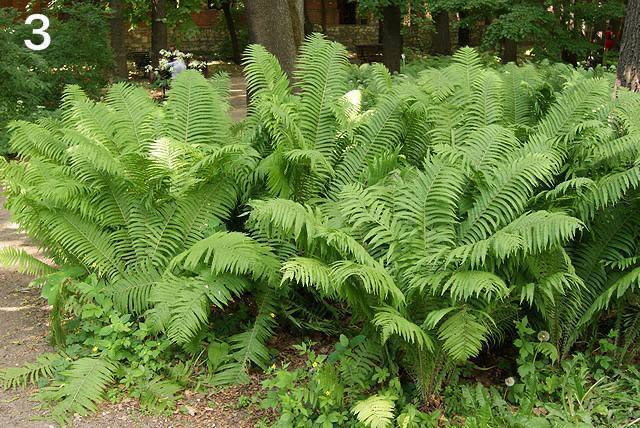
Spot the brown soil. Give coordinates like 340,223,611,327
0,195,271,427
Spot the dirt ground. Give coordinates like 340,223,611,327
0,193,270,427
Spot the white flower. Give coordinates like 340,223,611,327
505,376,515,387
537,330,550,342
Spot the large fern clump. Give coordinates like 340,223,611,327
2,33,640,425
243,42,640,398
0,70,282,420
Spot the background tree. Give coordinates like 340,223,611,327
211,0,242,65
358,1,426,73
245,0,303,77
151,0,167,65
617,0,640,92
381,3,402,72
109,0,127,80
482,0,625,64
429,1,451,55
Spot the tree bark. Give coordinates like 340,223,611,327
430,11,451,55
221,1,241,64
109,0,127,80
320,0,327,33
304,1,314,36
382,4,402,73
245,0,302,77
289,0,305,48
151,0,167,65
616,0,640,92
458,11,470,47
501,38,517,64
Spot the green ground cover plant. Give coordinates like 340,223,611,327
1,34,640,426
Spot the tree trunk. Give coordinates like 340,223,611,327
561,48,578,66
431,11,451,55
382,4,402,73
151,0,167,65
501,38,517,64
320,0,327,33
458,11,470,47
304,1,314,36
290,0,305,47
221,1,241,64
245,0,302,78
616,0,640,92
109,0,127,80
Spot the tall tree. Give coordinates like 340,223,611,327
617,0,640,92
245,0,303,77
212,0,241,64
431,10,451,55
359,1,422,72
382,3,402,72
501,38,517,63
109,0,127,80
457,11,470,47
320,0,328,32
151,0,167,65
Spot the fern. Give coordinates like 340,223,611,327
37,358,116,423
0,247,55,276
351,394,396,428
0,353,66,389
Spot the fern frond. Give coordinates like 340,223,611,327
351,394,396,428
373,306,434,351
0,353,66,389
295,33,349,159
38,358,116,422
164,70,230,146
211,291,277,385
434,308,490,361
0,247,55,276
171,231,280,284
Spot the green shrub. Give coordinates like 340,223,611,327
41,2,113,99
0,9,51,154
260,336,441,428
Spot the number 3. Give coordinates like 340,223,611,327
24,14,51,51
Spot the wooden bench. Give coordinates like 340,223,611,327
356,44,383,64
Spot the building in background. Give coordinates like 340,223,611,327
1,0,380,59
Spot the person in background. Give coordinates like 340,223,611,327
604,27,616,51
167,48,187,78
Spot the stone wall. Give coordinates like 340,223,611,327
321,23,379,50
125,22,232,56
